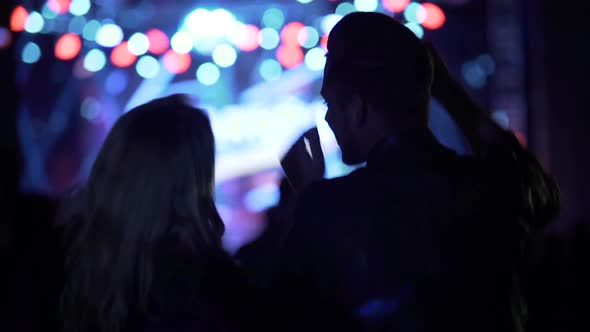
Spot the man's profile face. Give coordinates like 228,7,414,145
321,57,365,165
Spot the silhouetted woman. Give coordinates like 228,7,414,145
59,95,257,332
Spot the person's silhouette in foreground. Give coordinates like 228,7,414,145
59,95,258,332
274,12,560,332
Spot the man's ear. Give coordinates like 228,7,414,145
351,93,369,128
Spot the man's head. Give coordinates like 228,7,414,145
321,12,433,165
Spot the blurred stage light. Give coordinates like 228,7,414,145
211,9,236,37
321,14,342,35
25,12,44,34
0,28,11,49
477,54,496,75
421,3,446,30
47,0,72,14
111,42,137,68
336,3,356,16
163,50,191,74
229,23,259,52
105,70,128,95
262,8,285,30
305,47,326,71
259,59,282,81
22,42,41,64
68,16,87,34
320,35,328,50
83,49,106,72
42,4,58,19
196,62,221,86
128,33,150,56
244,183,280,213
297,0,314,3
404,3,427,24
281,22,305,46
404,22,424,38
82,20,100,41
277,44,304,69
96,24,124,47
80,97,100,121
461,61,487,89
297,26,320,49
136,55,160,79
55,33,82,60
212,44,237,68
171,31,194,54
383,0,410,13
184,8,210,36
259,28,280,50
10,6,28,32
146,29,169,55
69,0,91,16
355,0,378,12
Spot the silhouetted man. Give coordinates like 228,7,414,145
274,12,559,332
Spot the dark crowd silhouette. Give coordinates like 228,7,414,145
4,11,589,332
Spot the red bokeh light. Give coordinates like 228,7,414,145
111,42,137,68
382,0,411,13
47,0,72,14
320,35,329,51
280,22,305,46
55,33,82,60
276,44,304,69
10,6,28,32
234,24,260,52
163,50,192,74
422,3,446,30
146,29,170,55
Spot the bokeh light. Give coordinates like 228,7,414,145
127,32,150,56
25,12,44,34
297,0,314,3
259,28,280,50
259,59,282,81
404,22,424,39
320,35,329,50
80,97,100,121
281,22,305,46
55,33,82,60
305,47,326,71
69,0,91,16
277,44,304,68
354,0,378,12
404,2,427,24
42,4,58,19
0,28,12,49
10,6,28,32
22,42,41,64
421,3,446,30
110,42,137,68
136,55,160,79
105,70,128,95
163,50,191,74
146,29,169,55
96,24,123,47
336,3,356,16
297,26,320,49
229,23,259,52
382,0,411,13
262,8,285,30
196,62,221,86
68,16,87,34
83,49,107,72
321,14,342,35
212,44,237,68
477,54,496,75
171,30,194,54
82,20,100,41
47,0,71,14
461,61,487,89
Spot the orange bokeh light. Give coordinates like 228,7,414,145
280,22,305,46
55,33,82,60
10,6,28,32
146,29,170,55
235,24,260,52
162,50,192,74
422,3,446,30
277,44,304,69
47,0,72,14
382,0,411,13
111,42,137,68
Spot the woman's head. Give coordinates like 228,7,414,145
61,94,223,332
